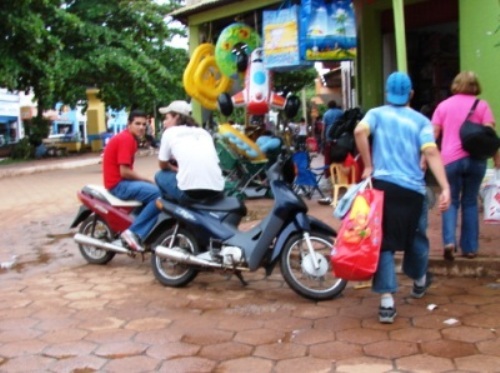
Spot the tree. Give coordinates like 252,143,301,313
0,0,188,140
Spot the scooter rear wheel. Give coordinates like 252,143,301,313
151,228,200,287
280,232,347,301
78,214,116,265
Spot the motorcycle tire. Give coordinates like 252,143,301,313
151,227,200,287
280,232,347,301
78,214,116,265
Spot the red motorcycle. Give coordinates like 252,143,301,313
70,184,171,264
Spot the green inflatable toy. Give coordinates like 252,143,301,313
215,22,261,78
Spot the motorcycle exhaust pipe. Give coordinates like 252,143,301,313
74,233,131,255
155,245,222,269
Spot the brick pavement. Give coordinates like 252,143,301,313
0,152,500,372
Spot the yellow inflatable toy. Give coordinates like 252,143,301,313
218,123,267,162
183,43,232,110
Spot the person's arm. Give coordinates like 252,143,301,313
354,122,372,179
158,159,178,172
422,146,450,212
119,165,154,183
494,149,500,169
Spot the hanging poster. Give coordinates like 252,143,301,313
262,4,313,71
300,0,357,61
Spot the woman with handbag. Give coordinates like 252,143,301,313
432,71,496,260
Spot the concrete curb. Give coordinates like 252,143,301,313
0,157,101,179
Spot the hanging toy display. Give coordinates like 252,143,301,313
214,22,261,78
218,47,300,118
183,43,232,110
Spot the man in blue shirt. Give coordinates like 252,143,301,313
354,72,450,324
322,100,343,142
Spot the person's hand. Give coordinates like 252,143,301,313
361,166,373,179
438,188,451,212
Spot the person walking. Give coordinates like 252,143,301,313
322,100,344,176
432,71,496,260
102,110,161,252
155,100,225,203
354,72,450,324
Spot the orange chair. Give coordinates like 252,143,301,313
329,163,357,207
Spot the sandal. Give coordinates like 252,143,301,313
443,245,455,261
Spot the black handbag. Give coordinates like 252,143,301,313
459,99,500,160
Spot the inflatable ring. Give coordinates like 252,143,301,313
215,23,261,78
194,56,232,101
218,123,267,162
183,43,213,98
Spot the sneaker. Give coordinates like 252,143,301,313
443,245,455,261
120,229,144,252
411,272,434,299
379,306,397,324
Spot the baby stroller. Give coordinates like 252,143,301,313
291,150,329,202
216,124,284,199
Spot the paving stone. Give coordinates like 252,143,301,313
182,328,234,346
461,312,500,328
274,356,334,373
0,339,46,358
134,328,184,345
476,338,500,357
396,353,455,372
103,355,161,372
214,356,274,373
442,325,497,343
254,341,306,360
309,341,364,361
47,355,107,373
234,328,285,345
0,355,56,372
363,340,418,359
146,342,200,360
334,356,393,373
215,315,263,332
124,317,172,331
199,341,252,361
455,354,500,372
421,339,477,359
314,315,361,331
43,340,97,358
157,356,216,373
336,328,388,345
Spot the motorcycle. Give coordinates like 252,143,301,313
150,153,347,301
70,185,166,263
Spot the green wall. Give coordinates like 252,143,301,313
459,0,500,125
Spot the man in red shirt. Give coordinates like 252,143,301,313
103,110,160,251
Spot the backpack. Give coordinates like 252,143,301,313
327,108,363,162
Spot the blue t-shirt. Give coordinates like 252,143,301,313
359,105,436,194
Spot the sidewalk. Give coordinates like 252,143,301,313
1,150,499,277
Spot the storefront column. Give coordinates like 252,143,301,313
392,0,407,73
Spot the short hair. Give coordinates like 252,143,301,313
327,100,338,109
128,109,147,123
450,71,482,95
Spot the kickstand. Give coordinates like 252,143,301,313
235,271,248,286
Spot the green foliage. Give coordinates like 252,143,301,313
0,0,188,115
274,68,318,96
10,138,34,160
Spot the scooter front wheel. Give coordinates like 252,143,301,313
78,214,116,265
280,232,347,301
151,228,200,287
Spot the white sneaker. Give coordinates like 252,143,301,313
120,230,144,252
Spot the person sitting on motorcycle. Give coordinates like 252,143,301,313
102,109,161,252
155,100,225,203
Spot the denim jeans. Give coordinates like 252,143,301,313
372,198,429,294
154,170,185,202
442,157,486,254
110,180,161,240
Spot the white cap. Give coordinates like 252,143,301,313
159,100,191,116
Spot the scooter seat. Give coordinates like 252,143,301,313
82,184,142,207
188,196,247,215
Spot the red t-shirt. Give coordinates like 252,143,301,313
102,130,137,189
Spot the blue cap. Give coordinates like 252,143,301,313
386,72,412,105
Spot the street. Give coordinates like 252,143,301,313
1,154,500,372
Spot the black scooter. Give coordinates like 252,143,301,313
150,153,347,301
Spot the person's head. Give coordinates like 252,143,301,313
327,100,338,109
385,71,413,106
159,100,196,129
450,71,482,95
127,110,148,138
300,117,306,123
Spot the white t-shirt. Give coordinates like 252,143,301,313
158,125,224,191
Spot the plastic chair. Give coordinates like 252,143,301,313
329,163,356,207
292,151,328,199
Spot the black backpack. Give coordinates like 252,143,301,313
327,108,363,162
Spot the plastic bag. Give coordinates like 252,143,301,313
331,186,384,281
483,170,500,224
333,178,371,220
